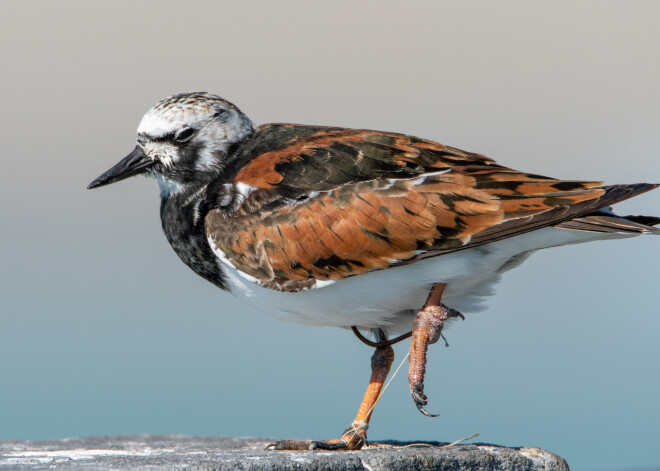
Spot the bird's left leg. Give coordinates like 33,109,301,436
267,331,394,451
409,283,464,416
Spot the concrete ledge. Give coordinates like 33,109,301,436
0,435,569,470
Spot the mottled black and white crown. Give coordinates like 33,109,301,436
138,92,252,142
88,92,253,194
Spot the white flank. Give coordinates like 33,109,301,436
208,227,637,333
314,279,336,288
207,237,259,296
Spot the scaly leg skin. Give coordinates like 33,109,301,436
266,337,394,451
409,283,464,417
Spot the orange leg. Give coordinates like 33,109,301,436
409,283,464,416
267,337,394,451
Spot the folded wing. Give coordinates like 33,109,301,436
206,125,655,287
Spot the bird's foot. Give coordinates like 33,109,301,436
409,302,464,416
265,422,368,451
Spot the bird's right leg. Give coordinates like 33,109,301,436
409,283,464,416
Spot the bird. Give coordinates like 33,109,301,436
89,91,659,451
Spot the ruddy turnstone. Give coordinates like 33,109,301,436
89,92,659,451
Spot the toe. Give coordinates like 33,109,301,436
265,440,313,451
310,440,348,451
411,384,428,405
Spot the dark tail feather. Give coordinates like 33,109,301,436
624,215,660,226
555,183,660,234
596,183,659,207
556,214,660,234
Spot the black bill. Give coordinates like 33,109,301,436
88,146,154,189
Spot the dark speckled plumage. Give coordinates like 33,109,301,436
160,182,228,289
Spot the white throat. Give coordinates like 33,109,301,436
155,174,185,197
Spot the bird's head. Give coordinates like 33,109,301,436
88,92,253,195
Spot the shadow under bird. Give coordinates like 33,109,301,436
89,92,659,450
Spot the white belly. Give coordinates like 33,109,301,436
212,228,634,333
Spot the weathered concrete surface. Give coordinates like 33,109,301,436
0,435,569,470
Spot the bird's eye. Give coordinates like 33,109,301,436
174,127,195,143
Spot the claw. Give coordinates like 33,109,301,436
412,384,440,417
447,307,465,320
416,402,440,417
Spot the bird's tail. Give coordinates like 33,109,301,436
555,183,660,234
556,213,660,234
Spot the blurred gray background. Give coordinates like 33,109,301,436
1,1,659,470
